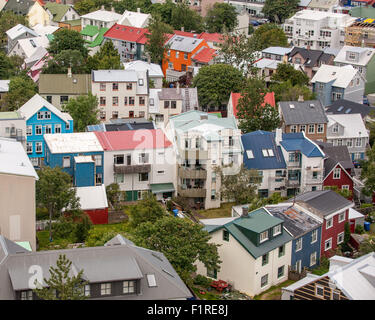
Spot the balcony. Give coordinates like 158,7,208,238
179,147,209,160
178,186,206,198
305,177,323,185
287,161,302,168
113,163,151,174
178,165,207,179
285,179,300,188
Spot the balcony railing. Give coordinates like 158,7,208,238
178,186,206,198
113,163,151,174
178,165,207,179
179,147,209,160
285,179,300,188
287,161,302,168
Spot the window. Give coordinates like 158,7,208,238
100,83,106,91
100,283,111,295
20,290,33,300
212,171,216,183
100,111,106,120
26,126,32,135
139,111,145,118
112,111,118,119
84,285,90,297
325,238,332,251
46,96,52,103
311,229,318,243
337,232,344,244
262,253,269,266
45,125,52,134
139,96,145,105
167,50,171,56
207,268,217,279
300,125,306,132
35,142,42,153
308,124,315,134
332,124,339,133
290,125,297,133
355,138,362,147
317,124,324,133
171,101,176,109
332,290,340,300
310,252,317,267
277,266,284,278
93,155,102,166
316,285,324,298
273,224,281,236
35,125,42,135
295,237,302,252
260,230,268,243
126,83,132,90
139,172,148,181
175,51,179,58
223,230,229,241
37,111,44,120
55,124,61,133
26,142,33,154
342,185,349,191
211,189,216,200
66,122,70,131
114,173,124,184
60,96,69,104
100,97,106,106
326,218,333,229
261,274,268,288
123,280,135,293
112,82,118,91
114,154,124,165
278,245,285,257
96,173,102,185
333,168,341,179
139,153,149,164
338,212,345,223
129,97,135,105
184,53,188,60
164,101,170,108
246,150,254,159
63,156,70,167
112,96,119,106
346,139,352,147
138,79,144,86
149,98,154,106
262,149,274,157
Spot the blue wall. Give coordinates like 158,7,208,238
75,161,96,187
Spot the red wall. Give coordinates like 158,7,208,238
323,165,353,200
320,209,349,258
84,208,108,225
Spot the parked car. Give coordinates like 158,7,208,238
250,20,260,26
258,18,270,24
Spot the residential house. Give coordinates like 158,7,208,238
80,7,122,30
162,35,209,82
197,206,293,297
283,10,356,49
334,46,375,94
294,190,354,257
0,80,10,103
345,19,375,48
278,99,329,142
253,58,283,83
348,207,365,233
227,0,266,17
43,132,104,187
261,47,292,62
0,138,38,251
278,131,326,195
282,253,375,300
2,0,35,16
27,0,50,27
326,113,369,162
91,69,149,121
165,110,243,209
286,47,335,79
265,203,322,273
5,24,38,54
241,130,287,198
311,64,365,106
26,50,49,82
117,8,151,28
39,73,92,109
0,234,193,300
123,60,164,89
44,3,80,27
307,0,340,11
8,35,50,61
325,99,375,122
86,118,155,132
198,32,224,49
0,111,26,148
103,24,148,62
23,46,48,69
18,94,73,167
80,25,108,55
191,47,217,67
31,23,60,37
94,129,177,201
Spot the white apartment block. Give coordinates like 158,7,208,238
91,69,149,121
283,10,356,50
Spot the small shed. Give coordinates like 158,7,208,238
348,207,365,233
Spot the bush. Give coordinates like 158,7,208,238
366,212,375,223
36,207,49,220
74,215,92,243
166,200,173,212
355,224,365,234
52,218,76,240
361,203,373,209
193,274,212,288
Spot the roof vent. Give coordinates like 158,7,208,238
289,104,295,109
242,206,249,217
310,103,314,108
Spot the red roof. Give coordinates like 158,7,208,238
198,32,224,44
174,30,199,38
231,92,276,118
104,24,149,43
192,47,217,64
94,129,172,151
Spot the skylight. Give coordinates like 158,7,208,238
337,106,344,111
345,108,352,114
262,149,274,157
246,150,254,159
147,274,157,287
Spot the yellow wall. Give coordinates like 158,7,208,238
27,2,50,27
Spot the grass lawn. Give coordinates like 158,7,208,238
253,280,296,300
196,202,235,219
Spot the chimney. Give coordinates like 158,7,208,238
242,206,249,217
67,67,72,78
275,128,282,146
176,82,180,94
111,6,115,12
147,55,151,64
298,95,304,102
181,26,184,32
101,5,104,10
137,7,140,13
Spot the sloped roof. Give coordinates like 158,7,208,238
166,35,204,53
81,25,99,37
287,46,334,67
280,132,325,157
241,131,286,170
39,74,91,94
308,0,339,9
230,92,276,118
103,23,148,43
254,58,282,70
31,24,59,37
198,32,224,44
123,60,163,77
334,45,375,66
316,142,354,172
191,46,217,64
279,100,328,125
311,64,359,88
88,27,108,47
81,9,121,22
75,184,108,210
6,24,38,40
3,0,35,16
327,114,369,139
326,99,375,119
44,3,72,22
117,10,150,28
15,35,50,59
262,46,292,56
158,88,182,100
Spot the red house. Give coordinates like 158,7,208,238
75,185,109,225
323,161,354,200
295,190,354,258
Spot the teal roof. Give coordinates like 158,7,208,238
88,27,109,48
150,183,175,193
46,34,54,42
207,208,293,259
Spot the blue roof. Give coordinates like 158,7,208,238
280,133,324,157
241,130,286,170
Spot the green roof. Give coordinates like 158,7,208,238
88,27,109,48
45,3,70,22
15,241,32,251
0,111,22,120
207,208,293,259
81,25,99,37
46,34,54,42
150,183,175,194
63,19,82,27
209,112,222,118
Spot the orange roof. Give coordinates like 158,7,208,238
192,47,217,64
231,92,276,118
198,32,224,44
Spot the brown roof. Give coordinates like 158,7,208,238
39,74,92,95
158,88,183,100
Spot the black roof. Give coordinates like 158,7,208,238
287,47,334,67
105,122,155,132
326,99,375,118
315,141,354,174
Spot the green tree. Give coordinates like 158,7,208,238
145,15,173,64
271,63,309,86
359,236,375,256
74,0,99,15
88,40,123,70
129,193,165,228
0,76,37,111
237,78,280,133
150,0,175,25
48,29,88,58
262,0,299,23
43,49,87,74
323,185,353,200
360,144,375,196
0,53,23,78
132,216,221,283
33,254,88,300
62,93,100,132
205,3,237,33
106,183,122,209
250,23,288,51
36,167,80,241
193,64,245,110
170,2,204,32
270,80,315,103
0,11,28,51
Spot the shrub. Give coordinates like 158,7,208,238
193,274,212,288
366,211,375,223
36,207,49,220
73,215,92,243
361,203,373,209
355,224,365,234
166,200,173,212
52,218,76,240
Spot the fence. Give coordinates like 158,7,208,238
288,266,307,281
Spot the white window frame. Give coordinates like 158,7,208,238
84,284,90,297
338,212,345,223
311,229,318,244
341,185,349,190
45,124,52,134
26,126,32,136
26,142,33,154
317,124,324,133
295,237,302,252
260,274,268,288
273,224,281,236
55,124,61,133
35,142,43,153
63,156,70,168
260,230,268,243
333,168,341,179
94,154,102,166
326,218,333,229
35,125,42,135
123,280,136,293
325,238,332,251
310,252,317,267
100,283,111,295
290,125,297,133
308,124,315,134
337,232,344,244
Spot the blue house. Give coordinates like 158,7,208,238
265,203,322,273
44,132,104,187
18,94,73,167
241,130,287,198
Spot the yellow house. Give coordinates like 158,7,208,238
27,1,50,27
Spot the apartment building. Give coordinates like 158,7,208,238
165,111,243,210
283,10,356,50
91,69,149,121
0,111,26,148
227,0,266,17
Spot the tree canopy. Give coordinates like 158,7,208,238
360,144,375,196
271,63,309,87
129,193,166,228
0,53,24,79
262,0,299,23
87,41,123,70
205,3,238,33
48,29,88,58
0,76,37,111
250,23,288,51
269,80,315,103
170,2,204,33
0,11,28,51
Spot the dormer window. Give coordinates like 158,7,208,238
348,52,356,60
332,123,339,133
273,224,281,236
260,230,268,243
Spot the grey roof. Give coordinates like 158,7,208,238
288,47,334,67
3,0,35,15
265,205,321,238
326,99,375,119
166,35,203,53
315,142,354,173
279,100,328,125
295,190,353,218
158,88,183,100
0,235,192,300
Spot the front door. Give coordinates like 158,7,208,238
295,260,302,273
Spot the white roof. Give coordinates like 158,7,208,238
44,132,103,154
24,46,48,65
262,46,292,56
117,10,150,28
282,273,320,292
6,24,38,40
166,35,203,53
290,9,354,21
81,10,122,22
0,80,10,92
334,46,375,67
74,155,94,163
311,64,358,88
254,58,282,70
18,94,72,124
348,207,364,220
0,138,38,179
123,60,163,78
75,185,108,210
327,114,369,139
15,35,50,59
200,217,237,226
32,24,59,37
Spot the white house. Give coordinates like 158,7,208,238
5,24,38,54
8,35,50,61
117,8,150,28
123,60,164,89
80,7,122,29
0,111,26,148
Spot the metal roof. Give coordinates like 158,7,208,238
327,113,369,139
279,100,328,125
75,184,108,210
166,35,203,53
39,74,91,95
6,24,38,40
81,9,121,22
280,132,325,157
326,99,375,119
